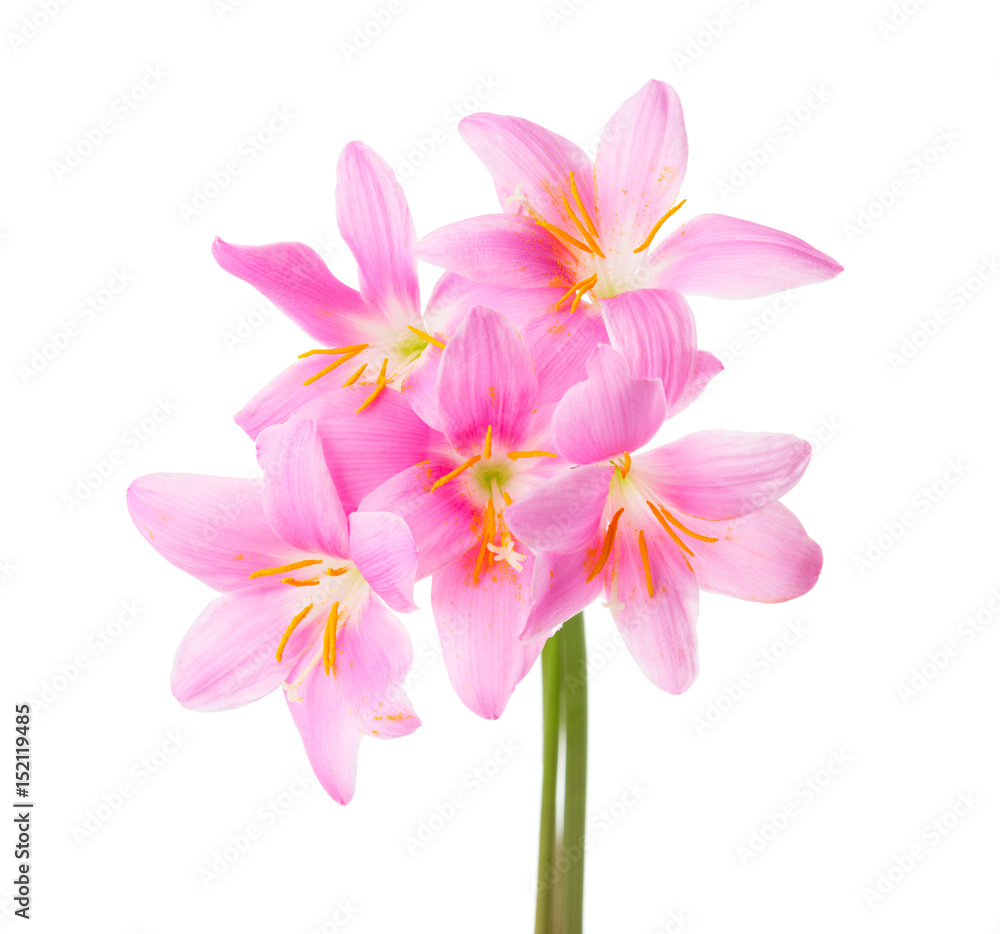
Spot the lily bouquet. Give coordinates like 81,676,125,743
128,80,840,931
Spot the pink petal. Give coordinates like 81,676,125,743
348,511,419,612
431,540,541,719
552,344,665,465
605,524,700,694
645,214,844,299
336,142,420,320
506,464,613,554
417,213,576,289
212,238,371,345
598,289,698,418
673,350,724,416
683,503,822,602
522,546,604,641
633,431,812,519
423,272,530,333
259,419,350,557
359,463,483,579
459,112,596,235
436,305,539,451
172,585,308,711
127,474,296,592
595,80,688,257
399,341,445,432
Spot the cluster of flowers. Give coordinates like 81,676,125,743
128,80,841,804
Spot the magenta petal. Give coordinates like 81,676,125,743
685,503,822,602
633,430,812,519
645,214,844,299
606,527,699,694
259,419,350,557
431,543,541,719
598,289,698,418
417,214,576,289
127,474,296,591
212,238,371,345
522,546,604,641
459,112,595,232
595,80,688,256
348,511,419,612
171,586,302,711
436,305,539,451
552,344,666,464
336,142,420,320
359,463,482,579
506,464,612,554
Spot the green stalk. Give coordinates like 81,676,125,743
534,633,563,934
559,612,587,934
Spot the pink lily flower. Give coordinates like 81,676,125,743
126,418,421,804
213,142,601,440
416,79,841,399
281,305,567,718
505,345,822,694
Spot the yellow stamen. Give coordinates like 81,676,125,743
430,455,481,491
298,345,368,357
660,506,719,543
282,577,319,587
325,566,350,577
533,218,595,255
276,603,313,663
354,358,389,413
322,602,339,675
502,491,512,506
472,498,496,584
561,194,606,258
586,507,625,583
620,451,632,478
249,559,322,580
507,450,557,460
569,171,599,239
343,362,367,386
568,274,599,313
632,199,687,254
484,425,492,459
408,325,446,350
303,347,367,386
646,501,695,556
637,530,654,597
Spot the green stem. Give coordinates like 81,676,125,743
560,612,587,934
534,632,562,934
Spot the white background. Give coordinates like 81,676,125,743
3,0,999,930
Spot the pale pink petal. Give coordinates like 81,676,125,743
127,474,296,592
436,305,539,451
348,511,419,613
522,546,605,641
286,665,362,805
672,350,724,416
595,81,688,258
605,525,699,694
259,419,350,557
417,214,577,289
336,142,420,320
506,464,612,554
359,463,482,579
459,112,596,233
172,585,310,711
597,289,698,419
212,238,371,345
332,596,421,738
431,540,540,719
399,341,445,432
633,431,812,519
683,503,822,602
645,214,843,299
552,344,665,465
